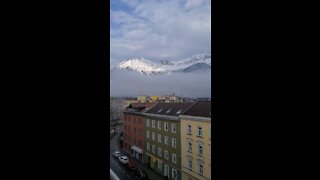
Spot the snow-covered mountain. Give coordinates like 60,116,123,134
112,53,211,75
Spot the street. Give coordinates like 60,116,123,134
110,126,165,180
110,128,139,180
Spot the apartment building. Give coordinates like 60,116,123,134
149,96,160,102
122,102,156,163
144,102,194,180
137,95,148,103
180,102,211,180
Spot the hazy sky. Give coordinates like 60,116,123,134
110,0,211,65
110,70,211,98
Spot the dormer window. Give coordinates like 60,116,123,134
157,108,163,113
166,109,172,113
176,109,183,115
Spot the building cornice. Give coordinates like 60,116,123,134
123,111,144,116
179,115,211,122
143,113,179,121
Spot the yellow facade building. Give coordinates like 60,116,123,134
180,102,211,180
149,96,160,101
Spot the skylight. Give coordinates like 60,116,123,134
157,108,163,113
166,109,172,113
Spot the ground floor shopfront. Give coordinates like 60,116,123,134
145,153,181,180
131,145,144,163
182,167,211,180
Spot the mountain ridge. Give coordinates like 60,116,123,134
112,53,211,75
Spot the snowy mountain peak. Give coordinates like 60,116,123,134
116,53,211,75
118,57,166,75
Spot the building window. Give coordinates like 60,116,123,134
158,147,162,157
188,158,192,170
128,126,130,132
172,168,177,180
172,138,176,148
188,142,192,152
198,143,203,155
157,121,161,129
198,127,203,137
147,119,150,127
172,153,177,164
152,120,155,128
147,131,150,139
164,122,168,131
164,150,169,160
172,124,176,133
158,134,162,143
158,161,162,171
209,127,211,139
147,143,150,151
152,145,156,154
187,125,192,134
199,162,203,175
152,132,155,141
164,136,168,145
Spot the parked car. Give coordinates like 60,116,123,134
126,160,137,171
113,151,121,158
118,156,129,164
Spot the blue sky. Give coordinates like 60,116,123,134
110,0,211,65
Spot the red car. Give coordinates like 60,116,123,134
126,160,137,171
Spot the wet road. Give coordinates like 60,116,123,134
110,129,139,180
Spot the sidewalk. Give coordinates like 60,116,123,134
128,155,165,180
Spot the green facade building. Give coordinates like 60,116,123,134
143,102,194,180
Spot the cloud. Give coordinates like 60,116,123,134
185,0,206,10
110,70,211,98
110,0,211,64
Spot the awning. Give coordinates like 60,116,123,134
131,146,143,154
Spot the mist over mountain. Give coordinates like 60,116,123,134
110,53,211,98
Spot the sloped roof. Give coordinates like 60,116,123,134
182,101,211,118
129,102,156,108
125,102,157,113
145,102,194,116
